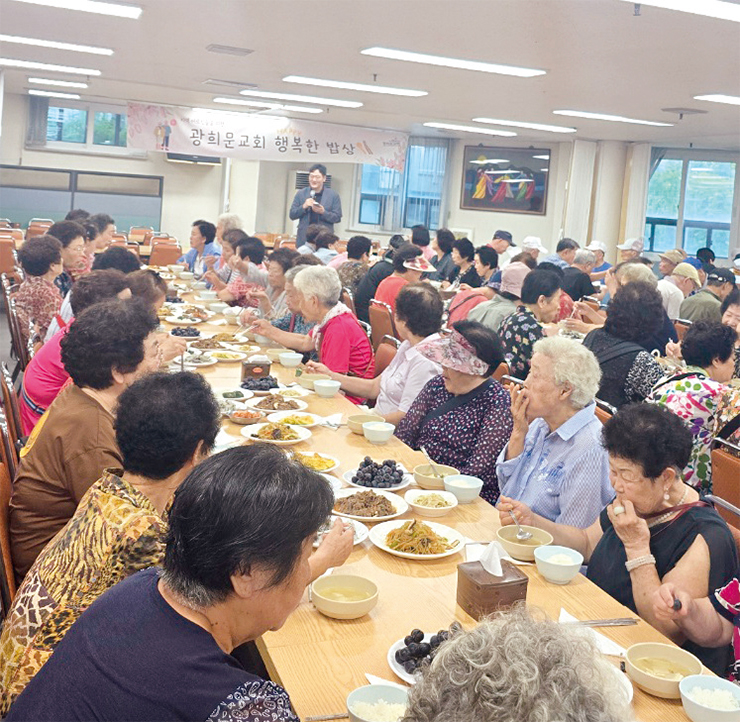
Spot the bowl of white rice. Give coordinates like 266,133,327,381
680,674,740,722
346,683,408,722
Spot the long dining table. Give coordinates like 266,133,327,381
161,281,692,722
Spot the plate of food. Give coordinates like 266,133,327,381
293,451,340,473
267,411,322,428
279,386,312,398
333,488,408,522
246,394,308,412
388,627,457,684
170,326,201,338
189,337,224,350
343,458,412,492
211,332,246,344
320,473,344,493
240,376,280,395
218,388,254,401
178,350,217,367
369,519,464,560
241,422,312,446
209,350,248,363
314,516,369,548
180,304,213,320
165,315,202,325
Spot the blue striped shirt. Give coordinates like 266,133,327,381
496,402,612,528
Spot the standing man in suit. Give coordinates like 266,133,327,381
290,164,342,248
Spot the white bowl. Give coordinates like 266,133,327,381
443,474,483,503
346,684,408,722
198,290,218,300
534,544,583,584
311,574,378,620
404,489,458,517
496,525,553,561
191,281,207,291
625,642,702,699
208,301,229,313
314,379,342,398
254,333,272,345
178,271,194,280
279,352,303,367
362,421,395,444
680,674,740,721
167,264,182,273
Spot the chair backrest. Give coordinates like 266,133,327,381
0,460,16,614
712,442,740,532
276,238,296,250
491,361,510,382
148,243,182,267
8,298,31,372
358,320,372,344
0,238,16,277
126,243,141,257
341,287,357,316
594,398,617,425
674,319,691,342
110,232,128,242
109,240,128,249
0,407,17,481
374,335,400,377
368,300,398,351
0,363,22,452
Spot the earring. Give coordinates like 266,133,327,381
664,490,670,501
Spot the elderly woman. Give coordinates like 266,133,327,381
5,445,351,720
583,282,665,408
496,338,612,527
251,266,374,403
10,299,162,581
402,608,630,722
204,227,243,287
177,219,220,277
648,321,736,492
499,403,738,674
252,248,299,319
499,269,561,379
396,321,513,503
307,283,443,425
313,231,339,264
373,244,430,312
219,236,270,306
721,287,740,377
47,220,86,298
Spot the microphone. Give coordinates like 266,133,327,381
310,190,316,199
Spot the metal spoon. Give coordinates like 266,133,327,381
420,446,443,478
508,510,533,541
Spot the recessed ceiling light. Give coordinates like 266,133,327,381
239,88,362,109
618,0,740,22
361,47,546,78
0,34,113,55
203,78,258,89
10,0,142,19
28,76,88,88
206,44,253,57
213,97,323,114
552,110,673,127
0,57,101,75
473,117,576,133
532,154,550,159
283,75,427,97
28,88,81,99
694,94,740,106
423,122,517,137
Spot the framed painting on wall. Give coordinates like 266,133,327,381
460,146,550,215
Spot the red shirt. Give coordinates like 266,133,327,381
373,275,408,313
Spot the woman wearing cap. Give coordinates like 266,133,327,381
373,245,431,312
467,261,531,333
499,403,737,676
395,320,513,504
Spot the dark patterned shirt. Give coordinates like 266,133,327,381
337,260,368,296
499,308,543,380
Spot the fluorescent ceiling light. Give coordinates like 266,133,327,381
541,168,549,172
240,88,362,109
28,76,88,88
361,47,546,78
618,0,740,22
10,0,142,19
472,117,576,133
28,88,80,99
552,110,673,127
213,97,323,114
0,34,113,55
283,75,427,97
0,57,101,75
694,94,740,106
423,122,517,137
532,154,550,159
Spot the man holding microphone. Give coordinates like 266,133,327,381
289,163,343,248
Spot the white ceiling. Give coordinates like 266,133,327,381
1,0,739,148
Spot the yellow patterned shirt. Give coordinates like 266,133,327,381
0,469,168,715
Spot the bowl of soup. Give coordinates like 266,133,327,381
297,373,330,390
414,463,459,490
625,642,702,699
496,525,553,561
311,574,378,620
347,414,383,435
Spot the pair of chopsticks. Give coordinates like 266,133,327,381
564,617,638,627
305,713,348,721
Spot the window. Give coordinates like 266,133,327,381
644,151,738,258
356,138,449,231
92,111,128,147
40,101,133,155
46,107,88,144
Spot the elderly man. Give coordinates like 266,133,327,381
520,235,548,261
542,238,579,270
658,262,701,319
289,163,342,248
586,240,611,280
561,249,604,302
488,230,515,268
616,236,644,262
658,249,684,279
680,267,737,323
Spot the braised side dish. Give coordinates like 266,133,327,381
254,394,299,411
254,423,299,441
334,490,395,518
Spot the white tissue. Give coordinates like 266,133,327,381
247,354,270,364
559,609,627,657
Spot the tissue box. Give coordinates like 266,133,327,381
241,360,272,380
456,560,528,620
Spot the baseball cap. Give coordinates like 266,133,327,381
521,236,548,254
585,241,606,254
493,230,513,244
707,267,736,285
684,257,703,270
500,262,531,297
616,237,644,252
659,249,684,266
672,262,701,287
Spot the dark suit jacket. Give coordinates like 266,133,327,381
289,186,342,246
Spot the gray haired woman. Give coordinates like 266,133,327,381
402,607,631,722
497,337,613,528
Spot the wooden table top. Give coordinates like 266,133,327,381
161,288,690,722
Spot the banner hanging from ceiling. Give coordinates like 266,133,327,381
127,103,408,170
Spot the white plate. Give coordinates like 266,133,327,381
320,473,344,493
369,519,464,560
217,388,255,402
387,634,434,685
292,451,340,473
209,350,248,363
165,316,202,325
245,397,308,412
333,488,408,523
241,422,312,446
343,463,412,492
268,411,323,428
169,329,202,339
278,385,312,398
225,343,260,354
179,353,217,368
314,516,369,548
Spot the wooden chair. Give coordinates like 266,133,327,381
368,300,398,351
129,226,153,244
341,287,356,316
0,219,10,228
110,232,128,243
374,335,400,377
0,363,22,453
673,319,691,343
358,320,372,345
594,398,617,425
0,407,17,481
148,243,182,267
109,240,128,249
0,237,17,279
276,238,296,250
491,361,510,382
0,460,16,617
712,440,740,533
9,229,24,249
7,298,31,380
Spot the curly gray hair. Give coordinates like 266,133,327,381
402,606,630,722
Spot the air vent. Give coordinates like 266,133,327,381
166,153,222,166
203,78,258,89
206,44,253,57
295,171,332,190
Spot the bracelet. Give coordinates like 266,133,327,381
625,554,656,572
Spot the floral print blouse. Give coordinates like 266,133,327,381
499,308,543,380
715,385,740,453
13,276,63,342
647,369,728,492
